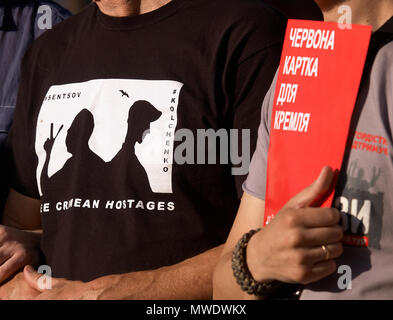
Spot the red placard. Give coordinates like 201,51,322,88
264,20,372,226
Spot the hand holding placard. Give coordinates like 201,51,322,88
247,167,343,285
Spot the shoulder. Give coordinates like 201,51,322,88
370,40,393,88
374,40,393,106
183,0,287,57
375,40,393,67
188,0,286,35
27,4,92,68
222,0,287,41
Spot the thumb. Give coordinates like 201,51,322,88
284,166,336,209
23,265,54,292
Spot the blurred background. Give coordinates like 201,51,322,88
54,0,91,14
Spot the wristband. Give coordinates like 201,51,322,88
231,228,303,299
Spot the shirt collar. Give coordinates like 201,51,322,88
376,14,393,34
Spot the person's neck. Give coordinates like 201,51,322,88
322,0,393,31
94,0,172,17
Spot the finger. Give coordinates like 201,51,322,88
50,123,54,139
296,207,341,228
0,255,24,284
314,242,343,263
298,242,343,266
299,225,343,246
24,265,61,292
23,265,46,292
304,259,337,284
284,166,335,209
0,249,11,268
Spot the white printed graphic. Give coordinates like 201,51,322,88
35,79,183,195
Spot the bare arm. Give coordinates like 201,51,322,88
213,167,344,300
2,188,41,230
23,244,224,300
213,193,265,299
90,245,223,300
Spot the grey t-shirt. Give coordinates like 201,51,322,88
243,17,393,299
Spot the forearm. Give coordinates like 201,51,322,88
1,188,41,230
213,193,266,299
87,245,224,300
213,251,259,300
19,230,42,252
0,226,42,250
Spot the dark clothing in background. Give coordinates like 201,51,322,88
0,0,70,210
263,0,323,21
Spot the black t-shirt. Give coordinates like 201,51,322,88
7,0,286,281
263,0,323,21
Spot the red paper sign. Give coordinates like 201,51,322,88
264,20,372,226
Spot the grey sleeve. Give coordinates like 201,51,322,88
242,70,277,200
